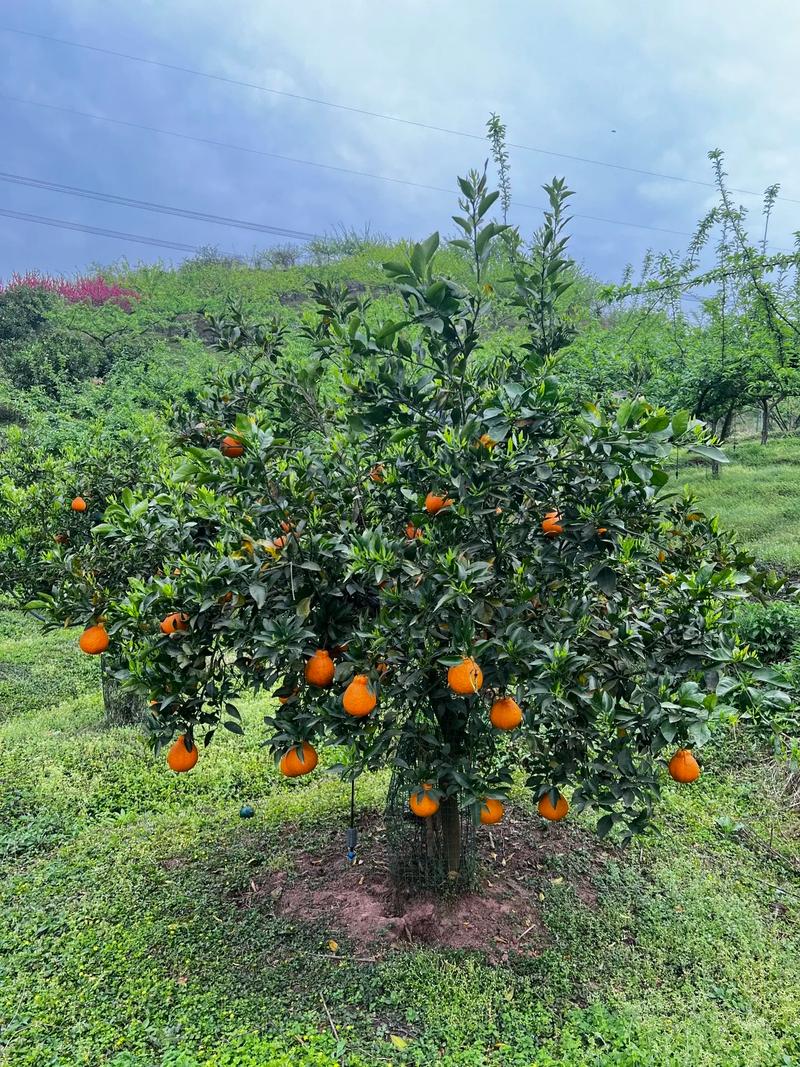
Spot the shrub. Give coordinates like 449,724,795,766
0,271,139,310
734,600,800,662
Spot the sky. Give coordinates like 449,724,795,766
1,0,799,283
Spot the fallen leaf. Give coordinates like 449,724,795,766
390,1035,409,1050
327,940,339,954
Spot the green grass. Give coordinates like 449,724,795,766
2,612,800,1066
678,436,800,571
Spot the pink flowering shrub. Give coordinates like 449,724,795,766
0,271,140,311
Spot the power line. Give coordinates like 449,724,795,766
3,24,798,207
0,94,712,242
0,170,317,239
0,206,240,255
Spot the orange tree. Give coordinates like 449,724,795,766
6,424,165,721
51,171,770,877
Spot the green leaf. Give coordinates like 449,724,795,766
248,584,267,609
671,410,690,436
687,443,729,463
594,567,617,595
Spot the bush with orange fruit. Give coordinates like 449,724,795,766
35,169,780,877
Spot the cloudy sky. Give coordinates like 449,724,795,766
1,0,799,282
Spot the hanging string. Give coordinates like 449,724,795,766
346,777,358,864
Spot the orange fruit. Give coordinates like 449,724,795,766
598,527,608,536
668,748,700,783
538,792,569,821
478,433,496,450
369,464,385,483
409,783,439,818
479,798,505,825
342,674,377,717
220,435,244,457
71,496,87,512
542,510,564,536
489,696,523,730
305,649,335,687
160,612,189,635
167,735,199,773
425,492,454,514
78,624,109,655
447,657,483,695
280,741,318,777
405,523,422,540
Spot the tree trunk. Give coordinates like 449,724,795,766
760,399,770,446
439,795,462,881
100,655,145,726
711,460,721,479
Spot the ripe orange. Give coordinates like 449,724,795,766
479,798,505,825
447,657,483,695
405,523,422,540
478,433,496,450
167,734,199,773
280,741,318,777
160,612,189,635
409,783,439,818
220,435,244,457
71,496,87,512
668,748,700,783
305,649,335,687
342,674,377,717
425,492,453,514
542,510,564,536
538,792,569,821
369,464,385,483
278,685,299,705
489,696,523,730
78,623,109,655
597,526,608,536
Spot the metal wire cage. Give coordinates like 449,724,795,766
385,764,478,892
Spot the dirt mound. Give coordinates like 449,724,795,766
234,810,617,961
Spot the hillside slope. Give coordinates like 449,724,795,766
679,437,800,572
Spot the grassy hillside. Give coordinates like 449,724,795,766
2,605,799,1066
679,437,800,572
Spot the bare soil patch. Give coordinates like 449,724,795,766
232,809,618,961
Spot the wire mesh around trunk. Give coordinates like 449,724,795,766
385,765,477,892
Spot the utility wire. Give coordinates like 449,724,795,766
0,206,242,255
0,170,318,239
3,25,798,207
0,94,710,242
